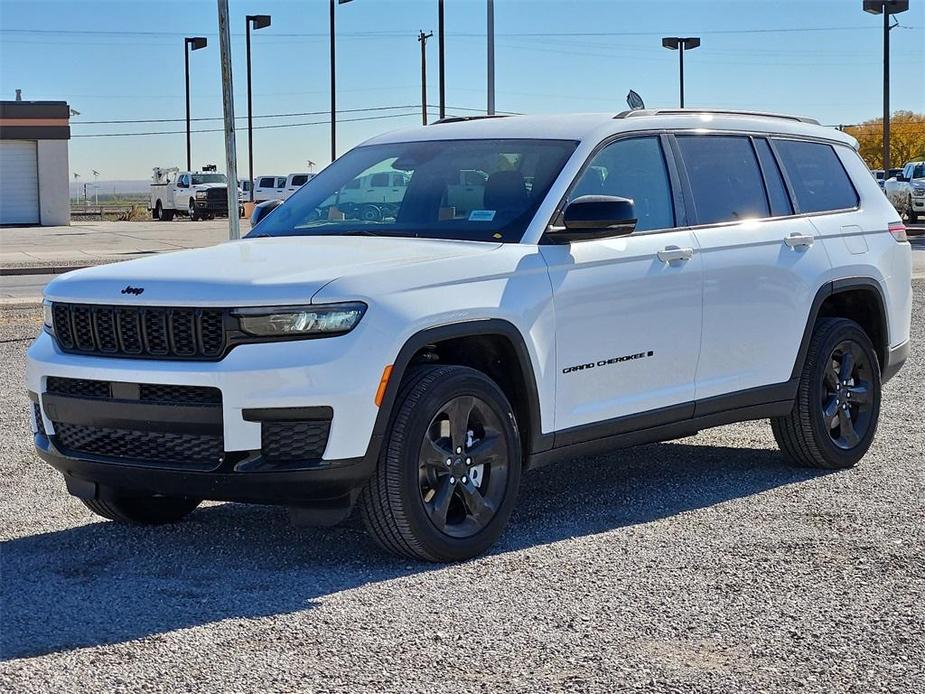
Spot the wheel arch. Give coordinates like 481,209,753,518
792,278,890,382
369,319,550,464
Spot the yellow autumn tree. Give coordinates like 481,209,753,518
844,111,925,170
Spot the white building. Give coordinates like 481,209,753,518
0,100,71,226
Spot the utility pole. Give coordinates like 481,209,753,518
216,0,240,240
418,30,434,125
438,0,446,120
329,1,356,163
487,0,495,115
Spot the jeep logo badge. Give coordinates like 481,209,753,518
121,286,145,296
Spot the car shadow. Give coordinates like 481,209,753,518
1,440,825,660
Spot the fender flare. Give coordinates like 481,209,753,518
790,277,889,381
364,319,549,466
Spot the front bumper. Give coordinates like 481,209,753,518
32,429,374,508
194,199,228,214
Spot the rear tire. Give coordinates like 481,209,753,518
154,201,163,221
161,207,175,221
772,318,881,469
81,495,201,525
359,365,522,562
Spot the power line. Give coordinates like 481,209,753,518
71,111,421,138
73,105,419,125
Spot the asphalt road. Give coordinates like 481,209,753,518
0,288,922,693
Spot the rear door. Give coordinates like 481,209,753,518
674,133,833,401
542,135,703,434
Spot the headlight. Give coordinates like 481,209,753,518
234,302,366,337
42,300,54,335
195,191,208,199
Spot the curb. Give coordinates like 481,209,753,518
1,265,92,277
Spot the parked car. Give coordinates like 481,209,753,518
30,110,912,562
282,172,315,200
872,167,903,190
148,167,229,221
252,175,287,203
884,160,925,222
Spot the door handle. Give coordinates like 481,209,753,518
784,232,814,249
657,246,694,263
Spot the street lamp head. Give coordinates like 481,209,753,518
338,0,355,4
662,36,700,50
662,37,680,50
248,15,272,30
682,37,701,50
186,36,208,51
863,0,909,14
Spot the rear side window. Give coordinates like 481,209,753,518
754,138,793,217
677,135,769,225
290,175,310,187
773,140,858,213
259,177,276,188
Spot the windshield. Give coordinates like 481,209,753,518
248,138,577,243
191,173,227,185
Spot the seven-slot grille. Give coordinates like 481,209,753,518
51,303,226,360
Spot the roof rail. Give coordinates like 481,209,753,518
614,108,820,125
430,114,511,125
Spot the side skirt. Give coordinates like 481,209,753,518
527,380,796,469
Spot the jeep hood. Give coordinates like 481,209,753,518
43,236,502,306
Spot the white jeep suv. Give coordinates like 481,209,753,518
28,110,912,562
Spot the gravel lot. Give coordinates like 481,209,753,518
1,286,922,693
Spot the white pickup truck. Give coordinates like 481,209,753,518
884,160,924,223
149,167,230,221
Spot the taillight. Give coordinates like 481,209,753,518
889,222,908,242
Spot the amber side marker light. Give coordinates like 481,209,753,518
375,365,393,407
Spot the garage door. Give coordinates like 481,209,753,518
0,140,40,225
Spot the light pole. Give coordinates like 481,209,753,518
863,0,909,173
487,0,495,115
184,36,208,171
246,14,271,202
330,0,355,163
661,36,700,108
418,31,434,125
438,0,446,120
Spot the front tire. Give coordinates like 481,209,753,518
81,495,201,525
772,318,881,469
189,200,199,222
908,197,919,223
359,365,522,562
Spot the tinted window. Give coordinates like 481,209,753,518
369,172,391,187
259,177,276,188
290,175,310,187
912,163,925,179
754,138,793,217
570,137,675,231
773,140,858,213
677,135,769,225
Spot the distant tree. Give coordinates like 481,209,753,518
844,111,925,169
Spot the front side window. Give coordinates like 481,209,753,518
259,177,276,188
568,136,675,231
677,135,769,225
773,140,858,213
250,138,578,243
912,163,925,179
290,175,310,187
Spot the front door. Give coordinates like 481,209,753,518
541,136,703,435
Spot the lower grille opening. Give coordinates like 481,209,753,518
54,423,224,470
261,421,330,464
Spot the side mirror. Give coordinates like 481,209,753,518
250,199,282,227
551,195,637,242
897,174,908,182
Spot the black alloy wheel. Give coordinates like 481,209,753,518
418,395,511,539
772,317,881,469
359,365,522,562
821,340,875,450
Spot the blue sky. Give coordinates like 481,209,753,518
1,0,923,181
